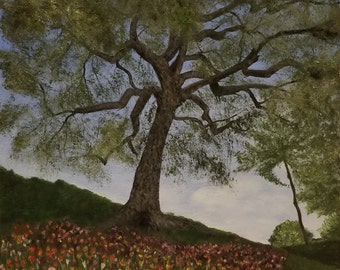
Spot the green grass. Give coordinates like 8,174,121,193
0,165,339,269
284,241,340,269
0,166,121,235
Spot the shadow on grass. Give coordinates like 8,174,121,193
284,241,340,269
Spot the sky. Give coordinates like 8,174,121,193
0,134,324,244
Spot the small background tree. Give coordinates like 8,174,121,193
269,220,313,247
319,214,340,241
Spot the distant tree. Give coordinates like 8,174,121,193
269,220,313,247
236,112,311,244
319,214,340,241
0,1,339,228
237,52,340,244
283,54,340,218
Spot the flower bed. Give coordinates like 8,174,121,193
1,220,286,269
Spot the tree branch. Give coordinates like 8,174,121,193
184,52,220,74
180,71,205,81
87,40,133,64
183,23,333,96
170,43,187,75
254,22,339,55
242,59,305,78
194,25,244,42
116,61,140,89
173,116,205,126
129,17,168,79
245,89,263,109
176,95,242,135
162,32,182,61
69,88,140,114
209,82,273,97
200,0,249,21
188,94,214,125
121,86,156,155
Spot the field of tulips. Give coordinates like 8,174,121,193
0,219,286,269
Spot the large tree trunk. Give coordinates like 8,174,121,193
117,98,178,228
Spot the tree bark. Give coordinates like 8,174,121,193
284,160,310,245
117,95,178,228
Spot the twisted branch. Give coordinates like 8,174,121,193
116,61,139,89
194,25,244,42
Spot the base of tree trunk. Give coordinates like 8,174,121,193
113,207,180,230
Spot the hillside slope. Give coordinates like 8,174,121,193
0,166,339,269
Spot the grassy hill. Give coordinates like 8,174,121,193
0,166,339,269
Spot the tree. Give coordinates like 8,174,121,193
0,1,339,228
237,51,340,243
319,214,340,241
269,220,313,247
236,112,312,244
283,53,340,218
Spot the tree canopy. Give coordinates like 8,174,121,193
0,0,339,226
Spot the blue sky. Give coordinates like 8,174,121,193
0,134,324,244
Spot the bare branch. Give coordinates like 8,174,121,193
39,83,54,116
183,23,333,96
129,18,157,64
70,88,141,114
245,89,263,109
48,113,74,143
209,82,273,97
179,94,243,135
184,53,220,74
194,25,244,42
174,116,205,126
242,59,305,78
116,61,140,89
255,23,339,55
162,32,182,61
188,94,214,125
200,0,249,21
180,71,205,81
121,86,156,155
182,60,246,97
129,17,168,78
87,40,132,64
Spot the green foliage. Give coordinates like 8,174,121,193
272,53,340,217
0,0,339,185
269,220,313,248
117,0,203,36
0,104,26,133
283,253,338,270
319,214,340,241
285,240,340,269
0,51,39,96
238,51,340,219
236,113,295,185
